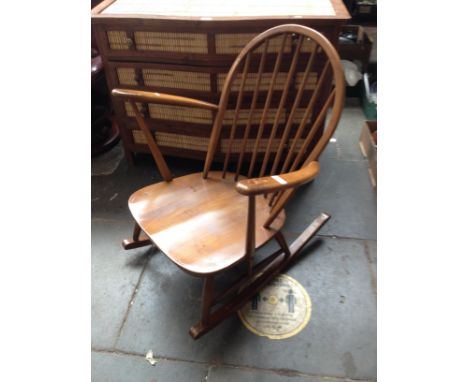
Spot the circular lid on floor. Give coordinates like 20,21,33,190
238,274,312,339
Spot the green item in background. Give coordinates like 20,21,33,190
361,73,377,120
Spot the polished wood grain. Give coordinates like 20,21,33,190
281,60,331,173
189,212,330,339
110,24,345,339
236,161,320,196
245,195,256,275
222,53,251,177
203,24,345,218
112,88,219,110
128,172,285,275
258,34,304,178
129,101,173,181
247,34,287,178
270,43,317,175
121,223,153,250
234,41,269,180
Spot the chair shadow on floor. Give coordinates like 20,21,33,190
124,246,159,268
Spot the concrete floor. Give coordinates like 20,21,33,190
91,105,377,382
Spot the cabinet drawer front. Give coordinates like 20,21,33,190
215,33,292,54
222,108,286,126
131,130,305,156
124,102,213,124
106,30,291,55
115,66,211,92
106,30,208,53
133,130,210,151
94,22,338,66
112,65,319,94
217,71,318,92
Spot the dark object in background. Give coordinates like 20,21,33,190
338,25,372,72
91,0,119,157
91,49,120,157
353,1,377,23
341,0,377,24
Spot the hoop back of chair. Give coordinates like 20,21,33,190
203,24,344,178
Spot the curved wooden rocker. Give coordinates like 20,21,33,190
112,24,345,339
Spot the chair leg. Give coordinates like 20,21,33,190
122,223,153,250
188,212,330,340
274,231,291,257
201,276,214,325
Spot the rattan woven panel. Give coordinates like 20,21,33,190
218,72,318,92
107,30,209,53
132,129,306,155
107,30,294,56
92,0,350,163
124,102,213,124
215,33,293,54
116,66,212,92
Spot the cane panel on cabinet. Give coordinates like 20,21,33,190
92,0,350,163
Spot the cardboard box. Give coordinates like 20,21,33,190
359,120,377,188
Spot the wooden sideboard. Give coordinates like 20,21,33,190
92,0,350,164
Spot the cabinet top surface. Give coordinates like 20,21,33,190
92,0,350,20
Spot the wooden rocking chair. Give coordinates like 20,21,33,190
111,24,345,339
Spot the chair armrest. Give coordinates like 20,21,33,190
236,162,320,196
111,88,219,111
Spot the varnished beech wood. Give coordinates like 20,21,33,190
122,237,153,250
290,89,336,172
201,276,214,325
121,223,153,250
259,35,304,178
111,25,345,339
234,41,269,181
112,89,219,110
270,44,317,176
274,231,291,257
128,172,285,275
190,249,287,338
189,212,330,339
281,61,331,174
132,222,142,241
245,195,256,275
129,101,173,181
203,24,345,182
236,161,320,196
247,34,287,178
222,53,251,177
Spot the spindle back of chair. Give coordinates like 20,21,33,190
202,24,345,226
204,25,344,179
